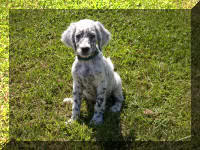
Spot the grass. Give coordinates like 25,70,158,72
0,22,9,148
0,0,198,149
8,9,191,143
1,0,196,9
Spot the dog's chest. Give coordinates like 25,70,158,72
75,62,103,87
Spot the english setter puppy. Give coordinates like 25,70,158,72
61,19,124,125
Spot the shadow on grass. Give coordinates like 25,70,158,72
84,91,136,148
89,111,135,149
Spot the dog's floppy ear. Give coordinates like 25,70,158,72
61,23,76,49
95,21,111,51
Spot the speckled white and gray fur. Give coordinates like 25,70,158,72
61,19,124,125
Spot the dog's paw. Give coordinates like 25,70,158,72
65,118,74,126
63,98,73,104
90,114,103,125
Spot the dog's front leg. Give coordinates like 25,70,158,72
67,80,82,124
90,81,107,125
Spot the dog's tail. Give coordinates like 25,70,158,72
63,98,73,104
106,57,114,71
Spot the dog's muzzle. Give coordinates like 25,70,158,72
77,46,100,61
81,47,90,56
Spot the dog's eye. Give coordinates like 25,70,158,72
89,34,95,39
76,34,82,40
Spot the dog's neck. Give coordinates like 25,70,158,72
77,46,101,61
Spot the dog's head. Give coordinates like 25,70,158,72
61,19,111,58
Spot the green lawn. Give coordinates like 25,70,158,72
0,0,198,149
0,22,9,148
8,9,191,142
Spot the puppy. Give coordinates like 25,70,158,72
61,19,124,125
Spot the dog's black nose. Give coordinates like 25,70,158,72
81,47,90,54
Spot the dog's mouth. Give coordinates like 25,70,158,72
80,54,90,58
77,50,99,61
78,52,91,58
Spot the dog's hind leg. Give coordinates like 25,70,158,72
110,73,124,112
